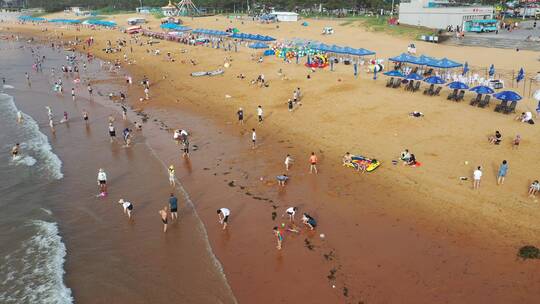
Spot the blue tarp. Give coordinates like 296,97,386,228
160,23,190,31
263,49,275,56
18,15,46,22
447,81,469,90
49,19,81,24
249,42,269,49
423,76,445,84
469,85,494,94
493,91,522,102
383,70,405,77
192,28,228,36
85,19,117,27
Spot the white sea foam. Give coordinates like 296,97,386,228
0,220,73,304
2,84,14,89
12,155,37,167
0,93,63,179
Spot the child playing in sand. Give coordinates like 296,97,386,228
473,166,482,189
217,208,230,230
285,154,293,171
302,213,317,230
309,152,318,174
285,207,298,222
512,134,521,149
528,180,540,197
488,131,502,145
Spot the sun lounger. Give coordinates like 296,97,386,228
455,90,465,102
411,67,418,74
494,100,508,112
386,77,394,87
423,84,434,95
478,95,490,108
447,89,458,100
392,79,401,88
412,81,421,92
469,94,481,106
405,81,414,91
503,101,517,114
423,68,433,77
432,86,442,96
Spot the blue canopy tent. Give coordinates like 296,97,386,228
383,70,405,77
428,58,462,69
231,32,275,41
85,20,117,27
19,15,46,22
160,23,190,31
411,55,437,66
49,19,81,24
470,85,494,95
493,91,522,102
447,81,469,90
355,48,375,56
249,42,269,49
423,76,445,84
389,53,417,63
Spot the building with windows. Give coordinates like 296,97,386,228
271,11,299,22
398,0,494,29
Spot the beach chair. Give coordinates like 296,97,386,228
447,89,458,100
494,100,508,112
455,90,465,102
386,77,394,87
469,94,481,106
423,84,434,95
405,81,414,91
478,95,491,108
411,67,419,74
392,79,401,88
423,68,434,77
412,81,421,92
432,86,442,96
503,101,517,114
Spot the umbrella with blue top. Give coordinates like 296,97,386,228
493,91,522,102
423,76,445,84
383,70,405,77
447,81,469,90
470,85,494,95
405,72,423,80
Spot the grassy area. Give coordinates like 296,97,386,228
341,16,437,40
94,7,135,15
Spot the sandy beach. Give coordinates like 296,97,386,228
2,11,540,303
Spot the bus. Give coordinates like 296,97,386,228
464,19,498,33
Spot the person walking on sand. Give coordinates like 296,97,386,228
159,206,168,232
273,226,283,250
285,154,293,171
169,193,178,220
237,107,244,125
97,168,107,194
71,88,75,101
251,128,257,149
144,87,149,100
309,152,318,174
217,208,230,230
108,123,116,142
182,137,190,158
473,166,482,189
118,199,133,219
257,105,263,123
285,206,298,222
497,160,508,185
168,165,176,186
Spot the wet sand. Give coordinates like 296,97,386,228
3,15,540,303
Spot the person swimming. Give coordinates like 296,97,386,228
11,143,20,159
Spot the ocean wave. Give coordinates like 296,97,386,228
0,93,63,179
11,155,37,167
0,220,73,304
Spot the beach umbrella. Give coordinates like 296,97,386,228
516,68,525,83
447,81,469,90
470,85,494,95
492,91,522,102
423,76,445,84
248,42,269,49
462,62,469,76
383,70,405,77
489,64,495,77
405,72,423,80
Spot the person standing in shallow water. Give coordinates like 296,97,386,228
169,193,178,220
159,207,168,232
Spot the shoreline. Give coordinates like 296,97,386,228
3,17,540,303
